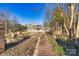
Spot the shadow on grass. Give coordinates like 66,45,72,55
5,35,31,50
56,38,78,56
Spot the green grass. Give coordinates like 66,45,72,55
54,45,64,56
47,34,65,56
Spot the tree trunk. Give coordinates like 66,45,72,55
64,22,69,35
74,16,76,37
76,15,79,38
69,3,75,39
70,4,75,29
60,12,69,35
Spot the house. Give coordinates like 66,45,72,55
27,24,42,32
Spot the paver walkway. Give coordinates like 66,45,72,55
34,33,53,56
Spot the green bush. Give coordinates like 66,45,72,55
56,35,68,41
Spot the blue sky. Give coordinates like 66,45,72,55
0,3,56,25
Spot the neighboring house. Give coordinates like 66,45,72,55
27,24,42,32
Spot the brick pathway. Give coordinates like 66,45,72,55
34,33,53,56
